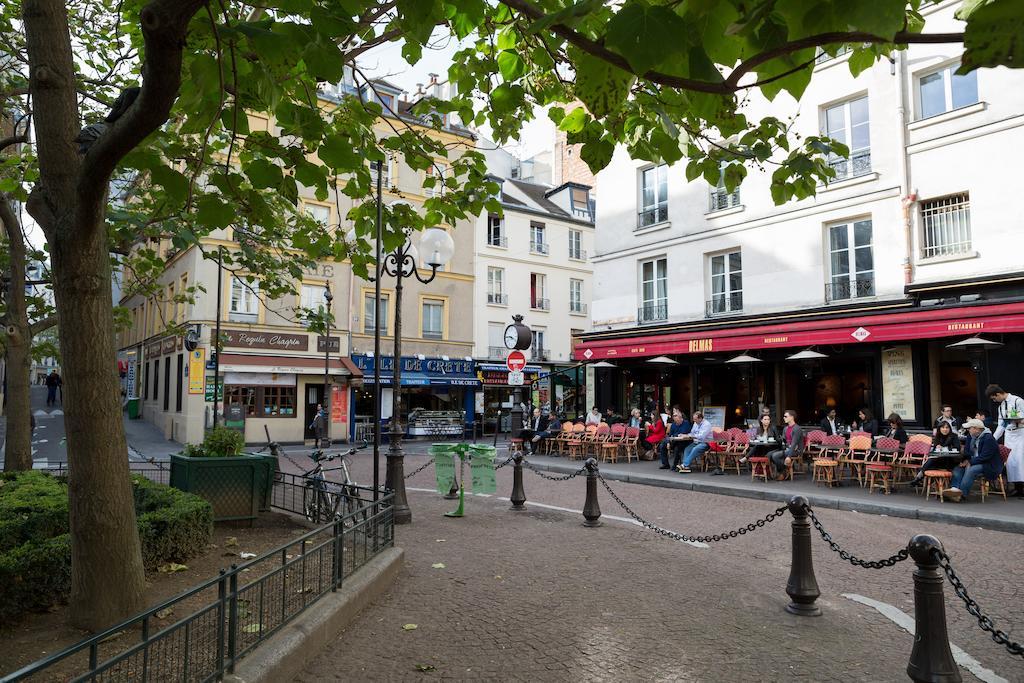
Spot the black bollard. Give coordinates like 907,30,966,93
510,454,526,511
582,458,602,527
906,534,961,683
785,496,822,617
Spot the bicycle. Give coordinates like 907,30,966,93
302,445,366,526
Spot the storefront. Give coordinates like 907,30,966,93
477,364,542,431
351,355,479,433
579,300,1024,430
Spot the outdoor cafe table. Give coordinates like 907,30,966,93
748,438,778,456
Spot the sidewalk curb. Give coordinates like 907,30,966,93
526,460,1024,535
223,546,404,683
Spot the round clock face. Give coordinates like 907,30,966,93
504,325,520,349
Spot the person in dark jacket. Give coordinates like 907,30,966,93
908,421,963,486
853,408,878,436
519,408,551,454
944,419,1003,502
768,410,804,480
660,411,692,470
931,421,960,450
819,408,840,436
884,413,909,444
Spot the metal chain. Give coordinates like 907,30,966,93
804,506,910,569
404,458,435,479
522,460,587,481
933,547,1024,659
495,455,515,469
597,473,788,544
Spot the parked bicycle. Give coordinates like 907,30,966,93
302,445,366,526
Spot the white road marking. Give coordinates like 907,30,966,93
32,439,48,444
404,486,709,549
842,593,1007,683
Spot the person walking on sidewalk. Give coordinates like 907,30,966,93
987,384,1024,497
44,370,62,407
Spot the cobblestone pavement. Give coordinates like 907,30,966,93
291,451,1023,682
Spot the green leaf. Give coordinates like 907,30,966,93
497,51,526,81
604,2,689,75
150,166,189,204
525,0,604,36
579,138,615,172
957,0,1024,71
301,41,345,83
245,159,284,190
195,195,235,228
557,107,588,134
847,48,877,77
572,50,635,118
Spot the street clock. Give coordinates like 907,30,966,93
503,315,532,351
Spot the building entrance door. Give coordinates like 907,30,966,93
304,383,325,440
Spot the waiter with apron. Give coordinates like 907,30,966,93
986,384,1024,497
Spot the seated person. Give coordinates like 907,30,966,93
627,408,644,429
677,412,713,473
819,408,840,436
742,413,780,464
604,406,622,425
975,409,997,433
908,422,962,486
943,419,1002,502
518,408,550,454
883,413,909,444
932,404,960,436
851,408,878,436
644,410,666,456
660,411,692,470
767,410,804,480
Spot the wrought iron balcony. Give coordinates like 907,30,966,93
531,348,550,361
568,248,588,260
487,234,508,248
705,293,743,317
637,205,668,229
488,345,507,359
637,302,668,324
570,301,587,314
709,188,741,212
487,292,508,305
531,298,550,311
827,149,872,181
530,241,549,255
825,278,875,303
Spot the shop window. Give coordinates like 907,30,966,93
229,277,259,322
639,257,667,323
422,298,445,339
224,385,296,417
826,219,874,302
822,96,870,180
363,292,389,335
917,63,978,120
144,361,150,400
708,251,742,316
225,386,257,416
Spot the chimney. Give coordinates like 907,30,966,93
415,83,425,97
429,73,445,100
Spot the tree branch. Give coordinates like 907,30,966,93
0,133,28,153
30,314,58,335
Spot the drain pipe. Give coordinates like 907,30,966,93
894,49,917,286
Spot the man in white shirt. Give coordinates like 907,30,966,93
987,384,1024,497
677,412,713,473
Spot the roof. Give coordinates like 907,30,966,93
544,181,592,198
505,178,569,218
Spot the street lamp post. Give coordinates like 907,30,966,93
322,284,334,448
370,223,455,524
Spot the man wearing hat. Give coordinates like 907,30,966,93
944,418,1002,502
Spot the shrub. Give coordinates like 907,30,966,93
0,471,213,622
183,426,246,457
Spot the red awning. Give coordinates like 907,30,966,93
576,302,1024,360
220,353,363,377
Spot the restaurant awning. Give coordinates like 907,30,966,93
576,301,1024,360
219,353,362,377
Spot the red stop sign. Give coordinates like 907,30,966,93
506,350,526,372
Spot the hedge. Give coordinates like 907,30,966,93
0,471,213,622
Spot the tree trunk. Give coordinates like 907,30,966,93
1,198,33,472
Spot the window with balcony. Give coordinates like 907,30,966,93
229,277,259,321
638,164,668,228
530,273,549,310
488,322,506,359
823,96,870,180
921,193,971,259
421,298,445,339
487,213,506,247
363,292,389,335
568,229,585,260
569,278,585,314
530,221,549,255
531,328,547,361
639,257,667,323
708,251,743,316
918,63,978,120
826,219,874,302
709,162,741,212
487,267,507,305
368,155,392,189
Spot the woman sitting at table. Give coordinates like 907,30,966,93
884,413,909,444
851,408,879,436
741,413,780,464
643,410,666,456
907,421,963,486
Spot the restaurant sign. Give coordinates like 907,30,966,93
881,345,916,421
352,355,479,386
222,329,309,351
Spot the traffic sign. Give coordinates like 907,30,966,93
507,370,524,386
506,350,527,372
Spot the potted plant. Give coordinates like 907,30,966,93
170,427,274,523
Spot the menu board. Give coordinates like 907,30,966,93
701,405,727,429
882,345,916,421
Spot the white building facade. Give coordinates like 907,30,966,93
579,0,1024,428
473,149,594,421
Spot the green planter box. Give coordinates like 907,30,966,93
169,453,274,523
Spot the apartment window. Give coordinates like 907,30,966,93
823,96,870,180
425,163,447,197
368,156,392,189
570,187,592,220
229,277,259,321
488,322,505,359
377,93,394,111
224,385,296,417
530,273,549,310
179,274,189,321
569,279,585,314
487,214,506,247
568,230,584,260
639,257,668,323
421,298,445,339
487,267,507,305
815,45,852,64
921,193,972,259
530,222,548,255
918,64,978,120
531,328,547,361
709,163,741,212
175,353,184,413
166,283,176,325
638,164,668,228
708,251,743,315
826,219,874,302
363,292,389,335
305,203,331,226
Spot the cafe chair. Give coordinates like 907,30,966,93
805,430,826,458
895,440,931,487
622,426,641,463
509,437,525,455
703,432,729,472
841,435,873,486
907,434,933,446
721,431,749,475
538,422,561,455
585,423,609,458
567,424,588,460
980,445,1011,502
850,430,872,441
749,453,771,483
865,437,900,494
812,434,845,487
601,423,626,463
923,469,953,502
554,421,575,455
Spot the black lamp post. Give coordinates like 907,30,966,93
322,284,334,447
356,206,455,525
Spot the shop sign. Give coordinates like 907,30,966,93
477,368,540,386
146,339,163,357
881,345,916,421
222,329,309,351
162,337,178,354
205,377,225,402
687,338,713,352
316,336,341,353
188,348,206,394
330,384,347,424
352,355,479,386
